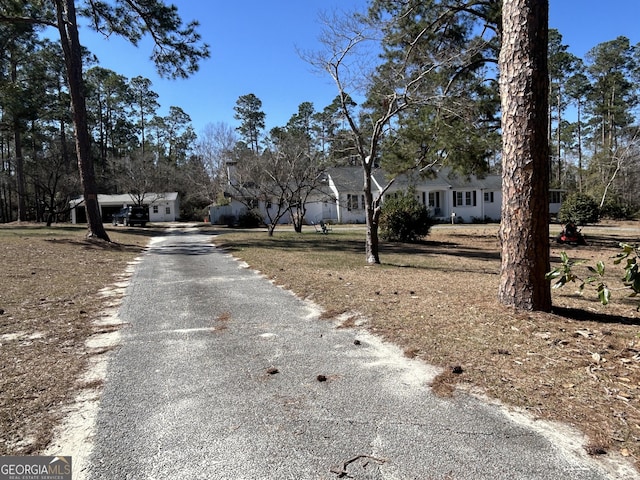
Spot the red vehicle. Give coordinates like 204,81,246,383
556,222,587,245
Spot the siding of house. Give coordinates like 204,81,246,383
379,169,503,223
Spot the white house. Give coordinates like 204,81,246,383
304,167,503,224
209,166,560,226
69,192,180,224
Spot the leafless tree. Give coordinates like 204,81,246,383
598,128,640,209
304,6,496,264
194,122,237,199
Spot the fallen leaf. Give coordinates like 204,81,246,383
576,329,593,338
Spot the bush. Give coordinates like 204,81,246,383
237,209,264,228
380,189,434,242
218,214,237,227
557,193,599,225
599,198,635,220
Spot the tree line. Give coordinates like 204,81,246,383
224,29,640,227
1,4,637,228
1,0,209,235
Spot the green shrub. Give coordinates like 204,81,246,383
380,189,434,242
557,193,599,225
237,209,264,228
218,214,236,227
599,198,635,220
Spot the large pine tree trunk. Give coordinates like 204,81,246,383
498,0,551,311
55,0,110,241
9,53,26,222
13,127,26,222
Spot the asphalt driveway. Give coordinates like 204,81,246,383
84,228,633,479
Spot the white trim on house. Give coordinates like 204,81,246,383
69,192,180,224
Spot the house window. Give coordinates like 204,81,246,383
165,206,171,215
484,192,494,203
454,191,477,207
550,191,562,204
428,192,440,208
347,194,359,211
153,205,159,214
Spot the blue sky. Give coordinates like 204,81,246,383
76,1,640,137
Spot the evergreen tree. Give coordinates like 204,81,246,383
85,67,134,163
498,0,551,312
233,93,265,155
0,0,209,240
583,37,639,207
548,29,582,187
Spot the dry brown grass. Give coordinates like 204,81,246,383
212,221,640,468
0,224,152,455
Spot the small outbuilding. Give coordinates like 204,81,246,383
69,192,180,224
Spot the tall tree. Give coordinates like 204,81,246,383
584,37,639,205
0,0,209,239
498,0,551,311
53,0,108,238
28,39,79,225
308,1,500,264
548,29,581,187
233,93,265,155
154,105,194,166
0,14,41,221
564,72,592,192
129,76,159,157
85,67,133,163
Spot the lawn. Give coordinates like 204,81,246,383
0,224,151,455
1,221,639,471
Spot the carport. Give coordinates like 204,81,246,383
69,192,180,224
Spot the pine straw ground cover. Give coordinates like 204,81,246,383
0,224,152,455
212,222,640,470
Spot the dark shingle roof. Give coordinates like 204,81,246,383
326,166,501,192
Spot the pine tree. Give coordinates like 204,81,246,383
498,0,552,311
